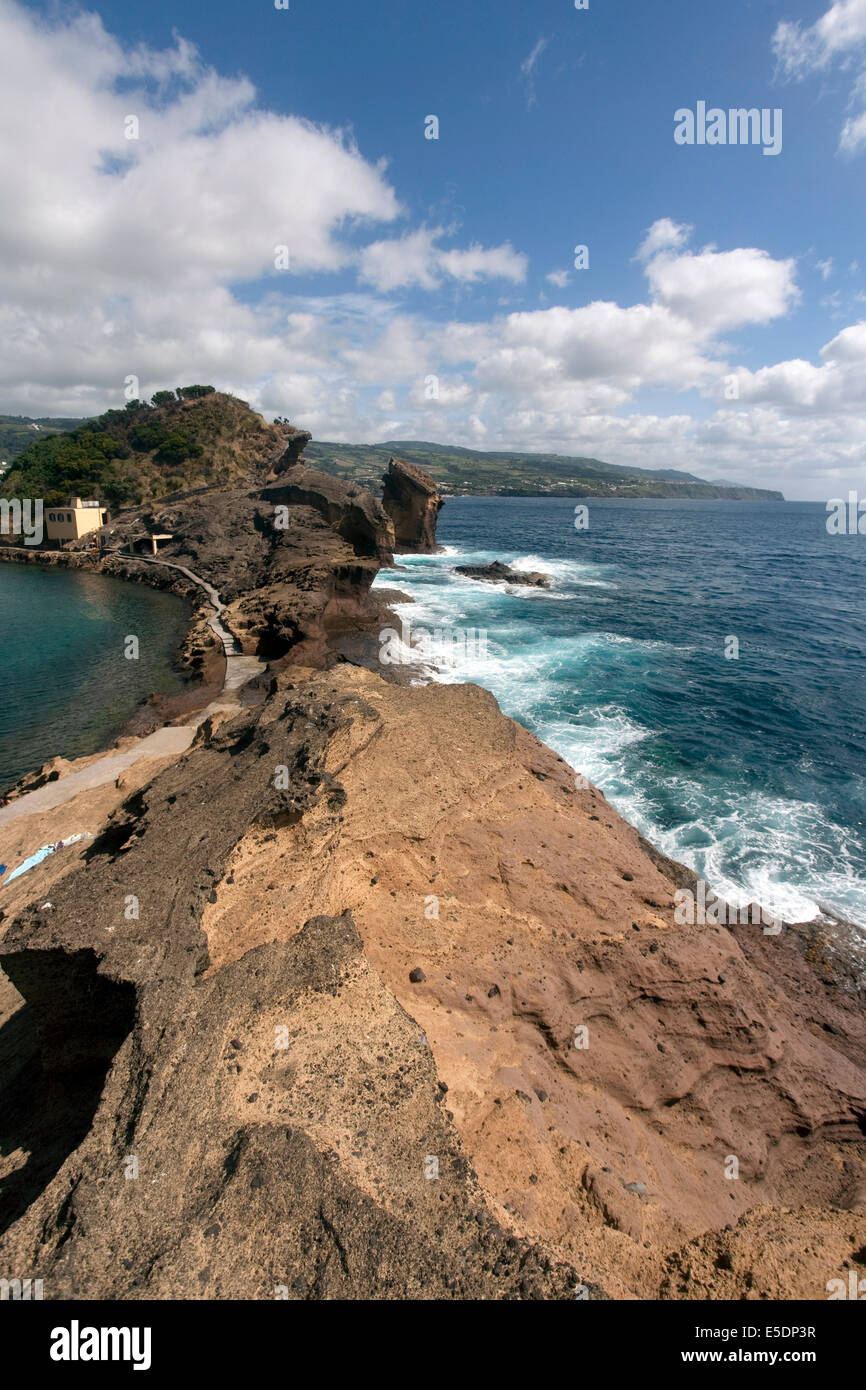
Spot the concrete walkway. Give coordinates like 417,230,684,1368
127,553,240,657
0,553,265,828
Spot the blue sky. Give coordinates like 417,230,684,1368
2,0,866,496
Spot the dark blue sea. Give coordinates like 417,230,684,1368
0,565,190,790
375,498,866,934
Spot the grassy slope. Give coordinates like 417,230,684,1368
305,440,784,500
0,416,84,462
1,394,280,508
1,401,785,505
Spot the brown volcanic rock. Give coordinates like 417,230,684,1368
261,470,394,562
0,691,589,1300
0,667,864,1299
269,426,313,476
195,667,866,1299
455,561,551,588
382,456,443,552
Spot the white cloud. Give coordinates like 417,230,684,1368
636,218,693,262
357,229,442,293
774,0,866,150
0,2,403,310
520,36,549,108
438,241,527,285
1,6,864,497
773,0,866,76
358,227,527,292
645,244,799,334
841,106,866,151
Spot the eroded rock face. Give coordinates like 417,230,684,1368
0,667,864,1300
0,690,589,1300
261,470,394,563
270,427,313,476
194,667,866,1300
381,457,443,553
16,472,395,670
455,561,551,588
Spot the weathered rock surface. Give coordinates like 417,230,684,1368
269,426,313,476
381,457,443,553
262,470,394,562
2,464,397,670
454,561,551,588
0,688,590,1299
1,665,863,1300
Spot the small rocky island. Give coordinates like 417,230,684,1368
454,560,551,588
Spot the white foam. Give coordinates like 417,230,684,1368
374,540,866,932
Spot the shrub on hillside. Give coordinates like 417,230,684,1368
177,384,215,399
155,431,203,465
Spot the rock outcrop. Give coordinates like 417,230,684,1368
1,665,863,1300
269,427,313,477
455,561,551,588
381,457,443,553
0,686,591,1299
5,462,396,669
262,468,394,562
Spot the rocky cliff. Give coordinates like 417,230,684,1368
381,457,444,553
0,453,400,670
0,668,863,1299
1,432,863,1303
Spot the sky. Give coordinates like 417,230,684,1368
1,0,865,497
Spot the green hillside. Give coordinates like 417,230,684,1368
0,389,280,509
305,440,784,500
0,415,84,463
1,399,785,506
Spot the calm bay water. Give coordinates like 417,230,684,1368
0,565,190,790
375,498,866,933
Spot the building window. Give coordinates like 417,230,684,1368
66,513,72,522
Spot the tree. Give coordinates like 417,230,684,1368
151,390,177,407
128,421,168,452
177,384,216,399
155,431,203,465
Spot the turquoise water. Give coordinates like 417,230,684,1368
375,498,866,934
0,565,191,790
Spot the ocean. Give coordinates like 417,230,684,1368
0,564,190,790
374,498,866,936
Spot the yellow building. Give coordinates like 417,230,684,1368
45,497,109,543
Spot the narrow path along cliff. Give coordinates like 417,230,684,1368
0,553,263,828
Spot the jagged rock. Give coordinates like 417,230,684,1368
381,457,443,553
270,427,313,476
4,471,394,670
261,469,394,563
454,561,551,588
0,691,588,1300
